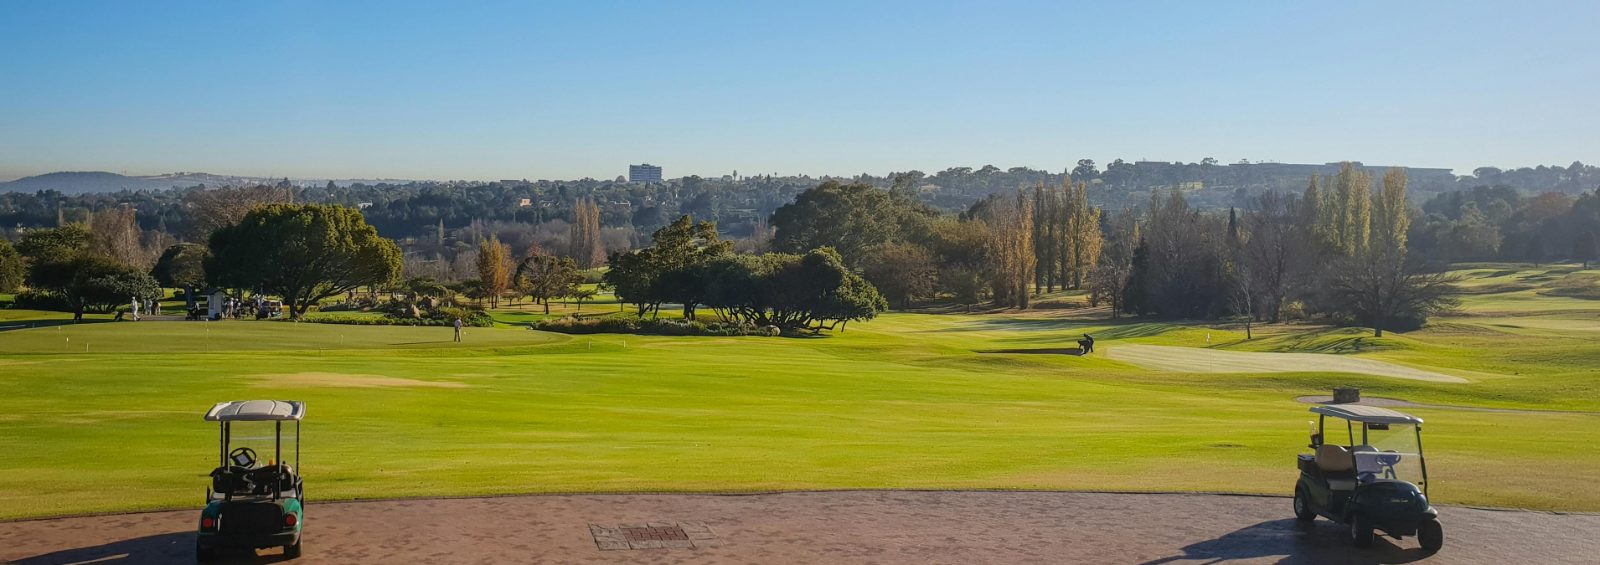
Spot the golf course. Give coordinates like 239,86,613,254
2,263,1598,521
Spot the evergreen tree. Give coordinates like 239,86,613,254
0,239,23,294
1576,230,1598,269
1031,183,1057,292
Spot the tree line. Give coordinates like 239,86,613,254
760,165,1502,337
1098,165,1460,336
603,215,886,332
3,202,402,321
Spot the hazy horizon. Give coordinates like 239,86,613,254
3,0,1597,181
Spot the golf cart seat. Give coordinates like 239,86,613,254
210,467,255,496
1316,444,1358,490
251,464,298,495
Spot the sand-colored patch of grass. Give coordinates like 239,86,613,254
1104,344,1469,383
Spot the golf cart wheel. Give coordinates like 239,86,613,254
1293,486,1315,522
1349,515,1375,548
1418,519,1443,554
284,537,303,559
195,541,216,563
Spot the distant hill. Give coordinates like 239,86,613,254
0,171,265,194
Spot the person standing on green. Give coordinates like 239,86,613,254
453,317,463,342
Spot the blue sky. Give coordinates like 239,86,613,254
2,1,1596,181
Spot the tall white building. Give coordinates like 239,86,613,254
629,163,663,183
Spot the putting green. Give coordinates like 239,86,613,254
1104,343,1468,382
1,264,1598,519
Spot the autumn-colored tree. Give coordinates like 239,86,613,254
985,191,1035,308
476,235,511,308
1334,162,1373,255
1372,167,1410,253
1028,180,1101,292
1062,181,1103,289
567,198,604,269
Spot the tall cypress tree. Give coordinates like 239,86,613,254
1032,183,1055,292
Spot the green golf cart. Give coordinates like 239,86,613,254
1294,404,1442,553
196,400,305,561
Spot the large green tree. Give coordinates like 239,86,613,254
860,242,938,309
768,181,929,266
603,249,661,316
647,215,731,319
68,256,161,314
0,239,24,294
151,243,209,309
16,224,94,292
206,204,401,319
702,247,886,331
515,254,583,314
1576,230,1598,269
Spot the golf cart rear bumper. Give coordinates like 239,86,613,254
198,530,298,549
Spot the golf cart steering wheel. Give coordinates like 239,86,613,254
228,447,258,468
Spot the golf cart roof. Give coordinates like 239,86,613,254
1311,404,1422,425
205,400,306,422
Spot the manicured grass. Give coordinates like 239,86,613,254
0,265,1597,519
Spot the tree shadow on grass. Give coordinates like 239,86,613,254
0,319,110,332
1252,332,1395,354
12,531,293,565
1139,518,1428,565
979,321,1182,348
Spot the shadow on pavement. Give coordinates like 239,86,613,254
12,531,291,565
1139,519,1429,565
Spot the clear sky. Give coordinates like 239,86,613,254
2,0,1596,181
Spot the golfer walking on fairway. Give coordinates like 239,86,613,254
453,317,463,342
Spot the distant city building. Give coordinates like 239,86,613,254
629,164,663,183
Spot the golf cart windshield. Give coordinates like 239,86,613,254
225,421,299,469
1349,422,1425,490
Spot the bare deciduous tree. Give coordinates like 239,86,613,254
186,184,295,239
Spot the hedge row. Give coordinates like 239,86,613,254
296,311,494,327
531,315,781,337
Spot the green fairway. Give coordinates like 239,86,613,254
1,264,1598,519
